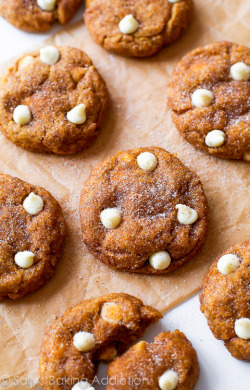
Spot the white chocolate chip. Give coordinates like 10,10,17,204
205,130,225,148
67,104,87,125
230,62,250,81
72,381,95,390
19,56,34,70
159,370,178,390
149,251,171,270
100,208,122,229
73,331,96,352
235,318,250,340
13,105,32,125
40,46,60,65
243,151,250,161
217,254,240,275
137,152,158,172
175,204,198,225
23,192,44,215
119,14,139,35
37,0,56,12
101,302,123,324
191,89,213,107
14,251,35,269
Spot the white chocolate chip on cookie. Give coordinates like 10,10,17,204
67,104,87,125
14,251,35,269
191,89,213,107
119,15,139,35
217,254,240,275
73,331,96,352
72,381,95,390
137,152,158,171
235,318,250,340
23,192,44,215
100,208,122,229
159,370,178,390
19,56,34,70
149,251,171,270
37,0,57,12
40,46,60,65
176,204,198,225
230,62,250,81
13,105,32,125
243,151,250,161
205,130,225,148
101,302,123,324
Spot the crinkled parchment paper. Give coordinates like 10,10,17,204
0,0,249,384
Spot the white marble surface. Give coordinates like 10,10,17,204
0,7,249,389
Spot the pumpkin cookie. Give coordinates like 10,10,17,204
0,46,109,154
0,174,66,300
200,240,250,361
107,330,199,390
39,293,162,390
0,0,82,32
80,147,209,274
168,41,250,160
84,0,193,57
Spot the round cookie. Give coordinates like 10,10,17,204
84,0,193,58
0,174,66,300
107,330,199,390
200,240,250,361
168,41,250,160
0,46,109,155
80,147,209,274
39,293,162,390
0,0,82,32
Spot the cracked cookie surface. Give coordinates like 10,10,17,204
39,293,162,390
107,330,199,390
79,147,209,274
84,0,193,57
168,41,250,160
200,240,250,361
0,46,109,154
0,174,66,300
0,0,82,32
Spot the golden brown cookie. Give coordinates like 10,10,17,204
200,240,250,361
80,147,209,274
0,0,82,32
0,174,66,300
168,41,250,160
107,330,199,390
0,46,109,155
84,0,193,58
39,293,162,390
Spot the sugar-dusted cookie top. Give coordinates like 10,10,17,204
0,46,109,154
39,293,162,390
200,240,250,361
107,330,199,390
84,0,193,57
168,41,250,160
0,0,82,32
80,147,209,274
0,173,66,300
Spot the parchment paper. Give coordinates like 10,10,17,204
0,0,249,384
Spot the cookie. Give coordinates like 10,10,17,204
200,240,250,361
84,0,193,58
39,293,162,390
0,0,82,32
0,46,109,155
168,41,250,160
107,330,199,390
80,147,209,274
0,174,66,300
